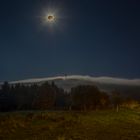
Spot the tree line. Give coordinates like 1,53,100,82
0,82,139,112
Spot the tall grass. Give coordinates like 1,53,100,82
0,109,140,140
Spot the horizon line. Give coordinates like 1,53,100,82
4,75,140,86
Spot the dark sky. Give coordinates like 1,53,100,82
0,0,140,81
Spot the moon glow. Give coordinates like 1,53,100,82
40,5,65,31
47,15,55,22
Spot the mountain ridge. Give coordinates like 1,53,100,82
1,75,140,99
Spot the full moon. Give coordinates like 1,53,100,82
47,14,55,22
41,6,63,28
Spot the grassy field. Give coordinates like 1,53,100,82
0,109,140,140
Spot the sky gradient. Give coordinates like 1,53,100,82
0,0,140,81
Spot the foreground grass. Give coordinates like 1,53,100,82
0,109,140,140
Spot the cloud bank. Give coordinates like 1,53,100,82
9,75,140,86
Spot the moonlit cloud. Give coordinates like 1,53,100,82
9,75,140,86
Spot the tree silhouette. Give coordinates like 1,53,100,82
71,85,108,110
111,90,122,112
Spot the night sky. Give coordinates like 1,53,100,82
0,0,140,81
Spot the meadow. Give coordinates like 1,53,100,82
0,109,140,140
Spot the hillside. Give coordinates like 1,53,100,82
7,75,140,99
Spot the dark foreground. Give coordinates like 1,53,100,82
0,109,140,140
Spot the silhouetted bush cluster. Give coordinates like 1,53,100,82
0,82,139,112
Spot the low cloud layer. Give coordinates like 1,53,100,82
9,75,140,86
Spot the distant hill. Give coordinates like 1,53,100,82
2,75,140,100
